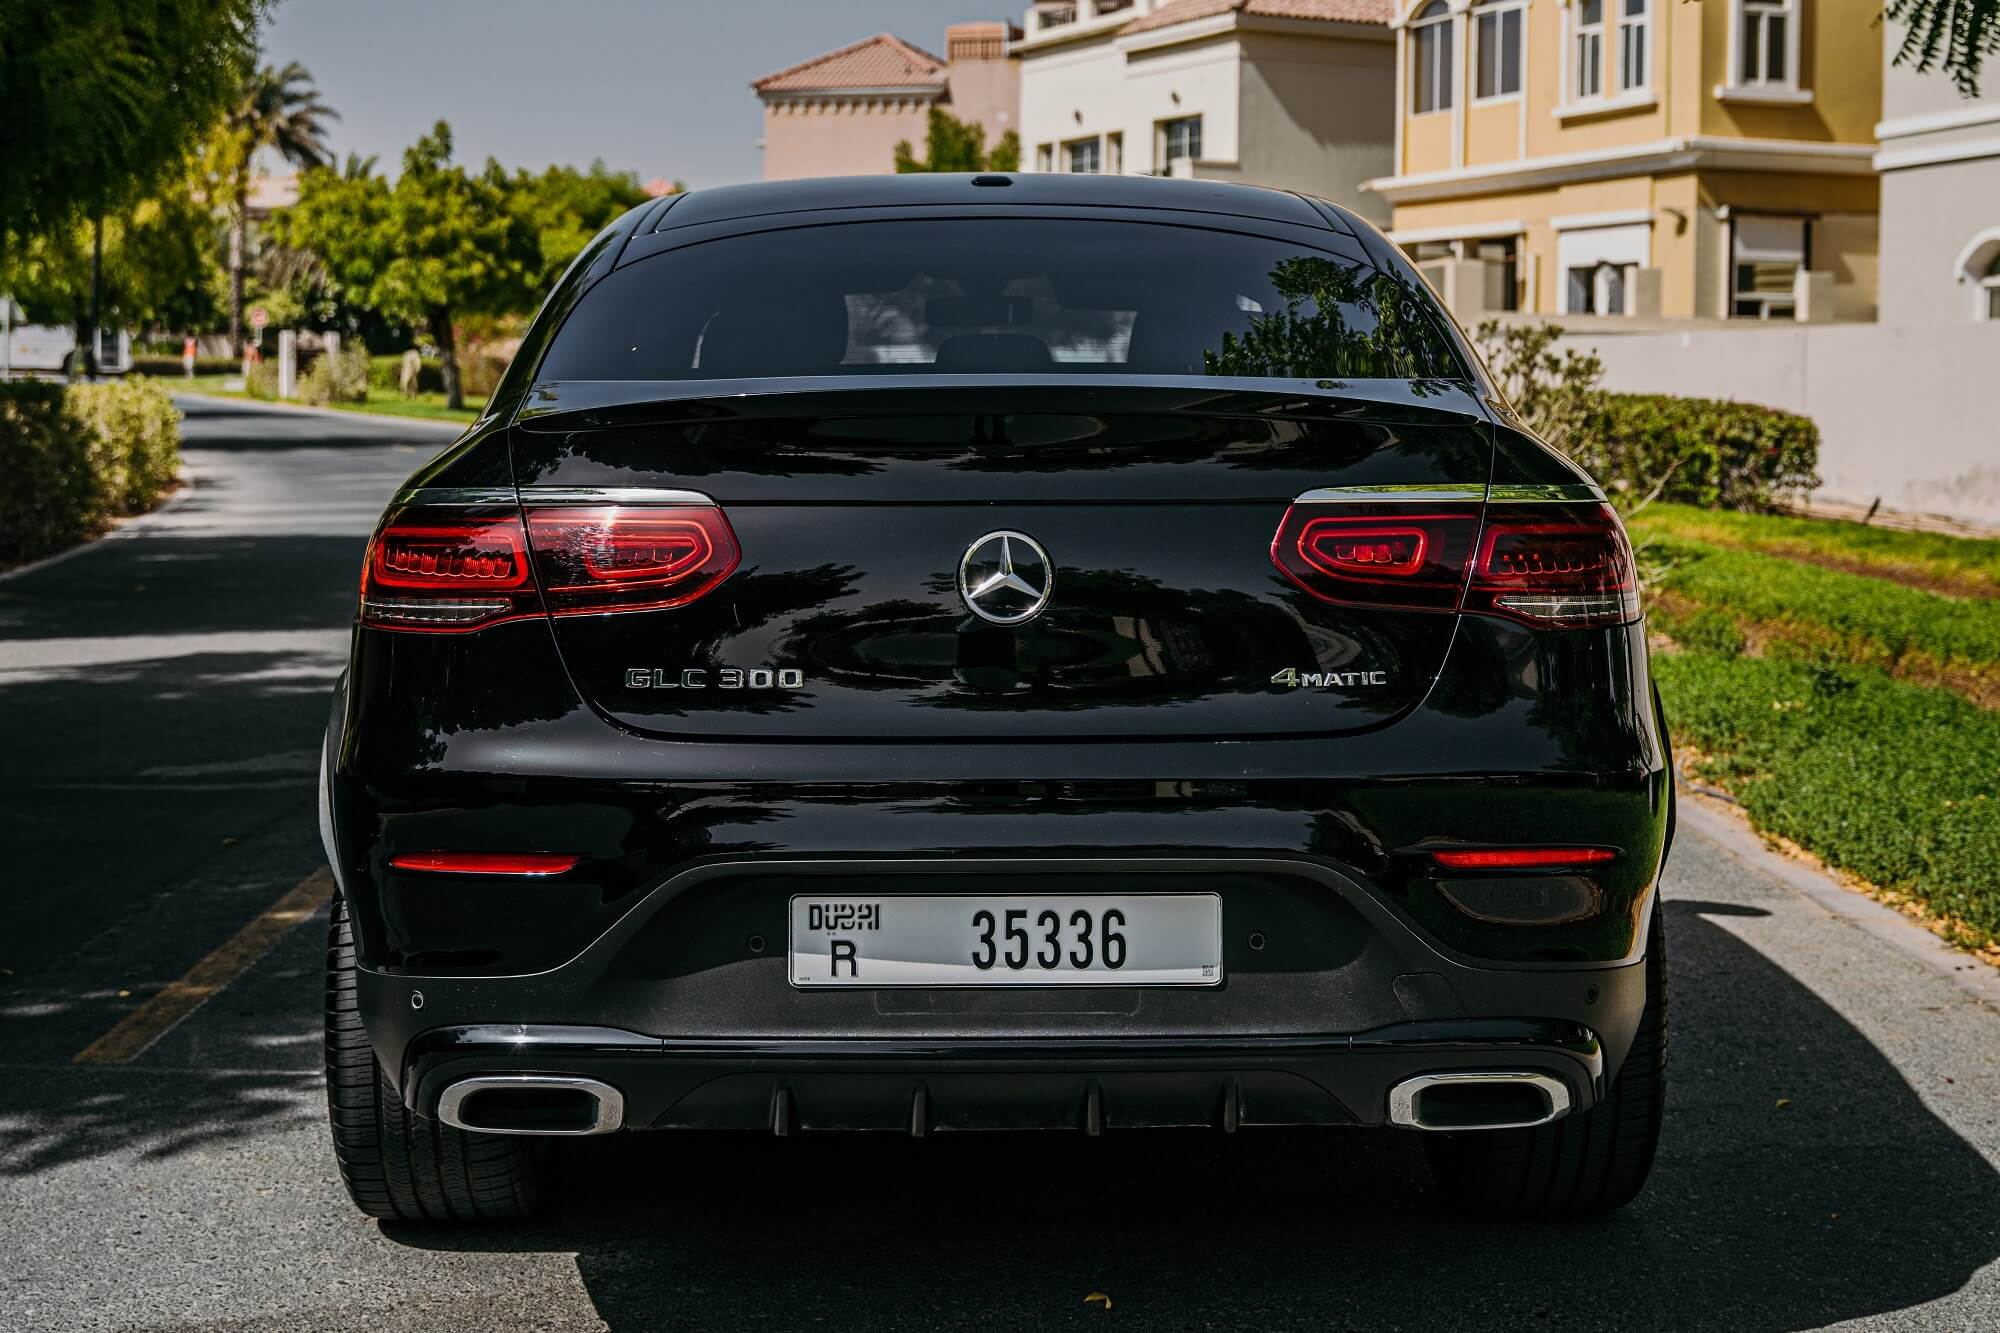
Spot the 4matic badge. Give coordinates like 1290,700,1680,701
625,667,805,690
1270,667,1388,689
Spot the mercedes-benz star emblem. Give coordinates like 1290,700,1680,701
958,530,1053,626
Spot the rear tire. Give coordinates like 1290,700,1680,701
1423,905,1668,1217
324,895,544,1222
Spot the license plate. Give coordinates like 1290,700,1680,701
788,894,1222,988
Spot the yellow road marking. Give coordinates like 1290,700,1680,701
72,867,333,1066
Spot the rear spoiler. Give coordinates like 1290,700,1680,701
514,375,1493,434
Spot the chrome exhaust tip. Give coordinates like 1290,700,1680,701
1387,1071,1571,1132
436,1075,625,1136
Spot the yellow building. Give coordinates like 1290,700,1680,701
1367,0,1881,321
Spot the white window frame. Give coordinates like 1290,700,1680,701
1718,0,1810,104
1062,136,1102,174
1572,0,1606,103
1617,0,1650,95
1409,1,1453,116
1472,1,1524,103
1156,116,1201,168
1556,219,1650,317
1955,228,2000,320
1729,213,1809,320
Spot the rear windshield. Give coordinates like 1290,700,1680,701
536,219,1465,384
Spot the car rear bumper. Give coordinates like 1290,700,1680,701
396,1020,1608,1133
354,852,1654,1130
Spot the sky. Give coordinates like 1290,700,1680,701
261,0,989,188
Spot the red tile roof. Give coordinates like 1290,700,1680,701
1120,0,1392,36
752,33,948,95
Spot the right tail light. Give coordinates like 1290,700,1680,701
360,503,740,633
1271,500,1638,629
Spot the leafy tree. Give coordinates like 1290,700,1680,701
208,61,336,354
1889,0,2000,96
893,108,1022,174
274,123,537,409
510,160,650,293
1,167,222,358
1203,258,1458,381
0,0,262,245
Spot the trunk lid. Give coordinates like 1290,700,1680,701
513,381,1492,741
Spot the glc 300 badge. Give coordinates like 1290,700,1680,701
625,667,805,690
1271,667,1388,688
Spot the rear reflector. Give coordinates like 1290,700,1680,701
1271,499,1639,629
389,851,581,876
360,503,740,633
1431,847,1618,870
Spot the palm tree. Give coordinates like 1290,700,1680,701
223,62,336,355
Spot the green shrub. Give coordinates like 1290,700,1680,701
367,353,443,395
1474,321,1820,511
244,359,281,399
0,382,101,562
67,379,181,514
298,347,371,406
459,349,512,398
0,379,181,563
131,355,241,377
1584,393,1820,510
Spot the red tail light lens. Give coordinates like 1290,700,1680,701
1270,507,1480,612
1467,503,1640,629
361,515,541,631
1432,847,1618,870
390,851,581,876
1270,499,1638,629
525,506,739,615
360,503,740,633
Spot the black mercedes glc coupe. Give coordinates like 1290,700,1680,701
321,173,1672,1222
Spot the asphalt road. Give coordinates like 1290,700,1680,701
2,398,1997,1332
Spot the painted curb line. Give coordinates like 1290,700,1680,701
1679,792,2000,1010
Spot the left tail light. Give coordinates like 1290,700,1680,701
360,504,740,633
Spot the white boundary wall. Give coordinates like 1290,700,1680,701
1555,323,2000,526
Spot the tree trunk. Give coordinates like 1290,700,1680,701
430,310,462,411
228,185,248,359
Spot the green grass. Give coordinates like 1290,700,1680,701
1658,653,2000,945
1646,538,2000,702
1640,503,2000,951
173,380,484,426
1631,502,2000,599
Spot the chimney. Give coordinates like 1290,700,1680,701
945,20,1015,63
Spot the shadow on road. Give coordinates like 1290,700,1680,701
381,900,2000,1331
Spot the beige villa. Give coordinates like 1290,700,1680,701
753,23,1021,180
1015,0,1396,222
1369,0,1884,322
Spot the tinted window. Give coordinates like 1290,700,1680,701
536,219,1464,384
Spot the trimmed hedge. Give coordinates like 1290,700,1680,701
365,350,510,398
368,353,443,395
131,355,242,377
1580,393,1820,510
0,378,182,563
299,347,371,406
